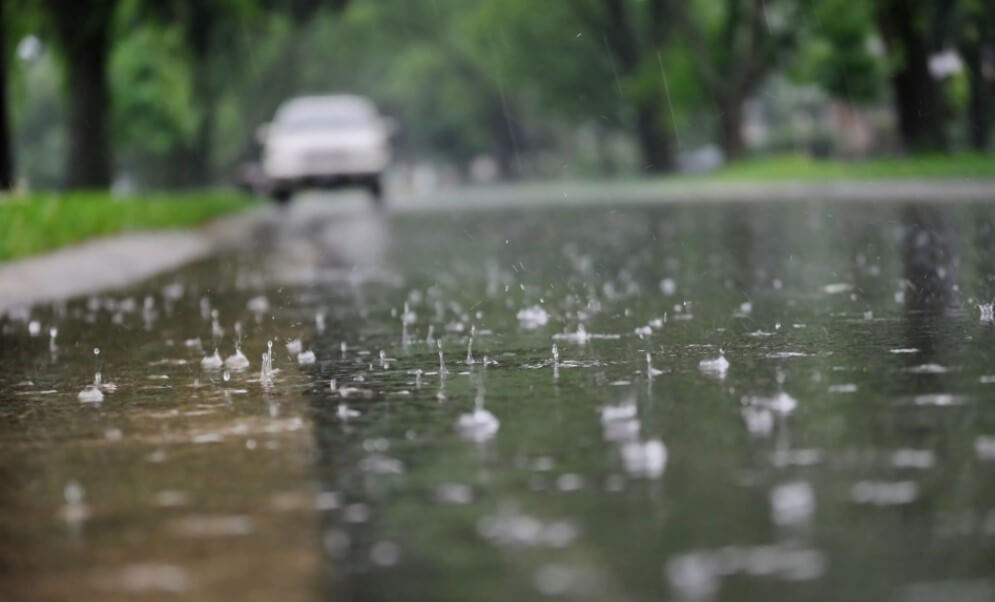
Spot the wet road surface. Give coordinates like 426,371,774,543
3,192,995,601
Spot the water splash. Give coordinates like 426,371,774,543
222,325,247,371
202,310,224,370
337,403,360,420
402,302,417,324
297,350,316,365
224,322,250,370
646,352,663,377
666,543,825,600
698,349,730,378
438,340,448,375
210,309,223,344
770,481,815,526
516,305,549,329
980,303,994,322
247,295,270,314
260,340,274,386
466,325,476,365
742,407,774,437
201,348,223,370
78,347,104,403
286,338,303,355
456,372,498,442
457,408,499,442
553,324,591,344
745,391,798,414
620,439,667,478
225,348,250,371
600,401,638,424
77,384,104,403
60,480,90,525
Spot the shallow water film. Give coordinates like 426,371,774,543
4,198,995,601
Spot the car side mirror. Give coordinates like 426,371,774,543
255,122,271,145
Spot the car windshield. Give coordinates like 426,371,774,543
275,103,375,131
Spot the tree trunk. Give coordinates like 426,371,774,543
487,100,524,180
50,0,117,189
718,99,745,161
0,0,14,190
186,1,216,186
890,65,948,153
634,101,674,173
66,36,112,188
875,0,948,153
962,43,991,151
593,123,617,177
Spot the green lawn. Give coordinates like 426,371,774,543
0,191,256,262
708,153,995,180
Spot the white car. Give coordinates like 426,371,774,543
259,95,393,204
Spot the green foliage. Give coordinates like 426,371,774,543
471,0,622,123
794,0,883,103
10,51,66,188
708,153,995,180
0,191,254,260
4,0,992,190
111,24,197,157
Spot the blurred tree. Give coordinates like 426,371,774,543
45,0,117,188
177,0,230,185
472,0,634,176
176,0,342,184
571,0,678,172
322,0,533,178
873,0,950,152
8,0,988,192
677,0,802,160
0,0,13,190
954,0,994,150
470,0,719,175
110,17,198,187
797,0,883,104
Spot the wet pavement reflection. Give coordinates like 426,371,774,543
3,195,995,601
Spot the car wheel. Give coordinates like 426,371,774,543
366,176,383,206
271,187,293,204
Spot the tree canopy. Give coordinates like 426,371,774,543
0,0,991,190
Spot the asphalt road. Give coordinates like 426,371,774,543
3,190,995,601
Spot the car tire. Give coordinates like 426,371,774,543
366,176,384,206
271,187,293,204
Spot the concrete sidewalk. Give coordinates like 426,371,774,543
0,206,273,315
